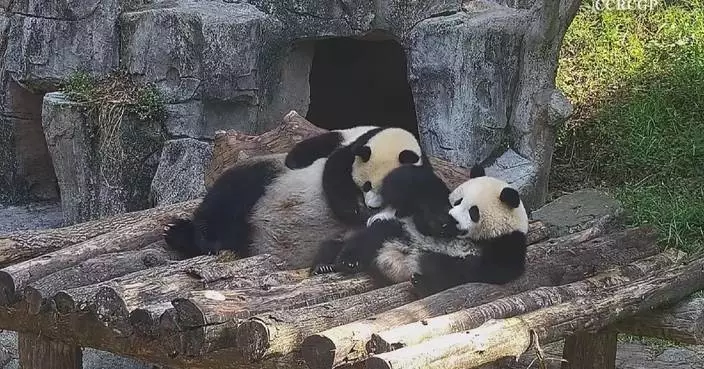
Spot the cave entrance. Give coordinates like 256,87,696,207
4,80,60,203
305,35,419,137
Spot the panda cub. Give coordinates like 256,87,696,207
314,165,529,296
285,126,428,225
163,127,427,269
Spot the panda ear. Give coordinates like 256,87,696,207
354,145,372,162
500,187,521,209
469,164,485,178
398,150,420,164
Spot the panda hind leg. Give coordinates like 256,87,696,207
310,238,346,275
412,252,472,297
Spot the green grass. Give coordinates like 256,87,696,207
553,0,704,252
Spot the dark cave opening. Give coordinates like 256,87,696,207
305,37,419,137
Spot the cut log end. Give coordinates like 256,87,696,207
301,335,337,369
0,271,16,306
172,298,206,328
235,319,271,362
53,292,78,314
23,286,43,315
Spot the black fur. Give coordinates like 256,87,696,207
500,187,521,208
320,127,385,225
163,161,283,258
312,166,458,283
398,150,420,164
469,164,485,178
411,231,528,296
285,132,344,169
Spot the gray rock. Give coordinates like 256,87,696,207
150,138,213,206
485,149,536,197
531,188,623,237
2,0,120,88
0,201,63,232
42,92,165,225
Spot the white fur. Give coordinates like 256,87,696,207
367,207,397,226
449,176,529,240
351,128,423,198
248,154,352,269
338,126,379,145
373,241,420,283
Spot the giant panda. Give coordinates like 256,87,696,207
285,126,429,225
312,164,529,297
163,127,430,269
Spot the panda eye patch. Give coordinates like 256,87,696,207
453,199,462,206
362,181,372,192
468,206,480,222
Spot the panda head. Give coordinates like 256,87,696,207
448,165,529,240
350,128,424,208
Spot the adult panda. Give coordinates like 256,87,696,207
163,127,429,269
313,164,529,297
285,126,428,225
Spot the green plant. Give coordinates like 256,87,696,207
553,1,704,252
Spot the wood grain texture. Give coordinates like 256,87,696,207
18,334,82,369
300,227,659,369
366,256,704,369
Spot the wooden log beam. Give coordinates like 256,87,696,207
18,333,82,369
561,331,618,369
0,199,198,268
54,254,288,338
300,226,659,369
367,250,683,354
0,218,170,306
235,283,417,363
616,297,704,344
23,242,173,315
173,273,377,357
365,255,704,369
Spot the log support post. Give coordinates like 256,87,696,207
18,332,82,369
561,331,617,369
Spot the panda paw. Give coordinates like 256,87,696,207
410,273,435,297
311,264,338,275
366,208,397,227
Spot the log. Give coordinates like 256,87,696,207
561,331,618,369
616,297,704,344
172,273,377,356
367,250,683,353
23,242,173,315
206,110,471,190
0,218,167,306
54,254,288,338
0,199,198,268
300,227,659,369
235,283,417,362
18,333,82,369
365,255,704,369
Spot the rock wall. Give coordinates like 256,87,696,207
0,0,578,212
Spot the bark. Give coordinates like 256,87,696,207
299,227,659,369
367,250,682,354
364,256,704,369
23,243,173,315
18,334,82,369
0,219,167,306
172,273,377,356
0,199,199,268
561,331,618,369
616,297,704,345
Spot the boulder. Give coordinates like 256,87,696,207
41,92,165,225
150,138,213,206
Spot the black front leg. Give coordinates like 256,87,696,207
285,132,343,169
334,220,406,275
323,148,368,226
310,238,346,275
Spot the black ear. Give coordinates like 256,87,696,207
500,187,521,209
469,164,485,178
398,150,420,164
354,146,372,162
